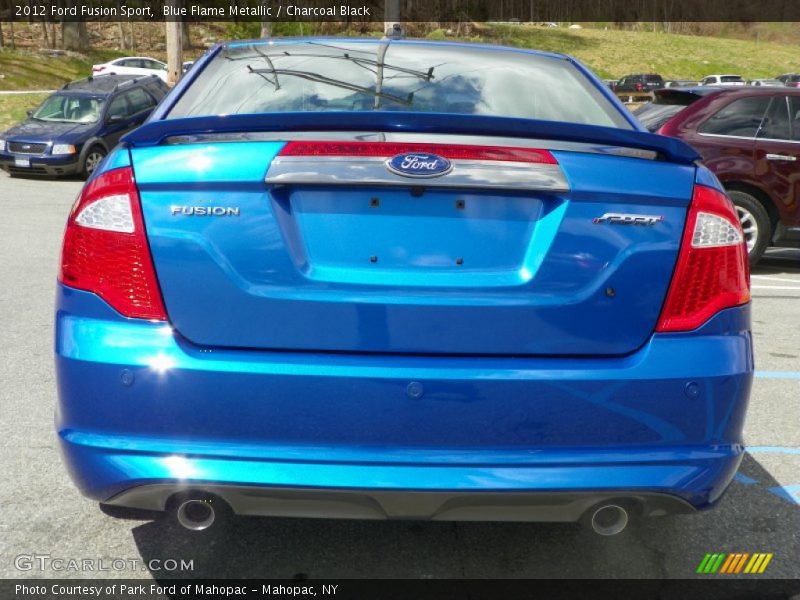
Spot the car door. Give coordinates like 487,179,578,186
755,94,800,226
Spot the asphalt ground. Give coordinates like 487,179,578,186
0,173,798,584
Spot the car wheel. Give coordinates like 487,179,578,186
726,190,770,266
82,146,106,179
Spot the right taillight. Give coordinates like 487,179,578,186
656,184,750,332
59,166,167,321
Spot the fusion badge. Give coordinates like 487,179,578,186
385,152,453,178
593,212,663,226
170,206,240,217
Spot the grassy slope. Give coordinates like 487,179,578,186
0,49,124,91
0,93,49,130
431,25,800,80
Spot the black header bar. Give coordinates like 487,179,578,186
5,0,800,22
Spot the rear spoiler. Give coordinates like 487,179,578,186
123,112,701,165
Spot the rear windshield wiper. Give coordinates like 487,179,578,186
246,65,415,106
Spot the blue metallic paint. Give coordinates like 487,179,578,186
56,284,750,508
130,143,695,356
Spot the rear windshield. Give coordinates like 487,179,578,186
167,41,631,129
645,75,663,82
721,76,744,82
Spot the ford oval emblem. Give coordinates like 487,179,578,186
385,152,453,178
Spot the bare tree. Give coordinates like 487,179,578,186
62,22,88,51
118,22,127,50
62,0,88,51
42,18,56,49
182,22,192,49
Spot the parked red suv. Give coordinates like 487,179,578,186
651,87,800,264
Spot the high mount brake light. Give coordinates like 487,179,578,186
656,184,750,332
59,166,167,321
277,141,557,164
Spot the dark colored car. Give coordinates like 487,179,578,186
615,73,665,93
657,87,800,263
0,74,168,178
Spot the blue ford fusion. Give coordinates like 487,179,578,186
55,39,752,535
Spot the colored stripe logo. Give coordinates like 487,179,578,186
697,553,773,574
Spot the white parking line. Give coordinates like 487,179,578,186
0,90,55,95
751,276,800,283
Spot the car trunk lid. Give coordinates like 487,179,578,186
129,119,697,356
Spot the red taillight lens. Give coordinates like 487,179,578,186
635,82,644,91
278,141,557,164
59,167,167,321
656,185,750,332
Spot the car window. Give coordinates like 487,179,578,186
145,82,168,100
759,96,790,141
124,87,156,114
789,96,800,141
144,60,165,70
721,76,743,83
33,93,104,123
107,94,131,120
698,96,771,137
167,41,633,129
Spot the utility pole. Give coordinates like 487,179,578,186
165,1,183,86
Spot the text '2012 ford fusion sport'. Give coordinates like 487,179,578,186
55,39,752,536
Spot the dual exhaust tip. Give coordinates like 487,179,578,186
172,494,631,535
589,503,629,536
175,497,217,531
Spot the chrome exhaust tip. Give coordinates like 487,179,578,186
175,498,216,531
590,504,629,536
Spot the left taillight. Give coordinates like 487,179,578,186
656,184,750,332
59,166,167,321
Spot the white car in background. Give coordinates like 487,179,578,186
92,57,168,82
747,79,784,87
699,74,745,86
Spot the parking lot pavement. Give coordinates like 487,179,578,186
1,170,798,581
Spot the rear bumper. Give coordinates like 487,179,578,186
56,284,753,519
106,485,694,521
